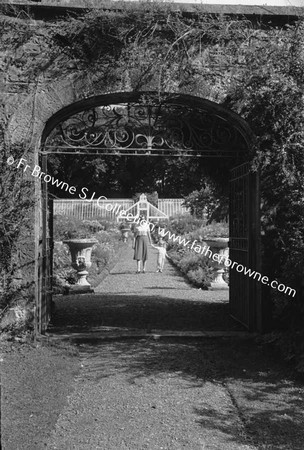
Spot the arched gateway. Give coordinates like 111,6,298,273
37,92,262,333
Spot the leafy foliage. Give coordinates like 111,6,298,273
158,217,227,289
224,22,304,328
53,215,117,240
160,216,205,237
182,178,229,222
200,222,229,239
0,126,35,309
168,250,214,289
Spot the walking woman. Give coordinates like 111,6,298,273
132,215,152,273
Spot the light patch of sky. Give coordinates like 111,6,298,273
125,0,304,5
177,0,304,5
203,0,303,4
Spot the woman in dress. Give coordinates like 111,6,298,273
132,215,152,273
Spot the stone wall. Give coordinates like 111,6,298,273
1,4,302,332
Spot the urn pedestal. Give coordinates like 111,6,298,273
63,239,97,294
204,237,229,290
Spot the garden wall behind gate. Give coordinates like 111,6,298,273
1,1,303,332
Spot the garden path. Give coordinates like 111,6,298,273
42,337,304,450
36,244,304,450
51,241,243,335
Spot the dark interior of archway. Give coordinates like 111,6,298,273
47,153,237,199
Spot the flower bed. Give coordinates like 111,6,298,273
154,219,229,289
168,249,214,289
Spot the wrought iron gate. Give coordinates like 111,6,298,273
36,156,53,334
229,162,261,330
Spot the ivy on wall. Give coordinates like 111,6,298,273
0,6,303,334
224,22,304,329
0,123,35,311
48,9,257,99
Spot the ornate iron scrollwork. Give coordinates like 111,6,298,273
43,100,247,157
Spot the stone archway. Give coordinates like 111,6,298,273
37,91,261,334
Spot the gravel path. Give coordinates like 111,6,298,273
94,242,226,300
44,339,257,450
45,245,257,450
3,246,304,450
51,242,242,334
43,338,304,450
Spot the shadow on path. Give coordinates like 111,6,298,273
51,242,244,334
46,246,304,450
74,338,304,450
45,336,304,450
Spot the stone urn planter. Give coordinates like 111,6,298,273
203,237,229,290
63,239,97,294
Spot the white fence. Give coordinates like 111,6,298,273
158,199,190,217
53,198,190,220
53,199,133,220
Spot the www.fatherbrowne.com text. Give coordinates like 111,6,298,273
8,156,296,297
155,227,296,297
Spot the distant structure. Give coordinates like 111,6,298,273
117,194,168,222
53,195,190,221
